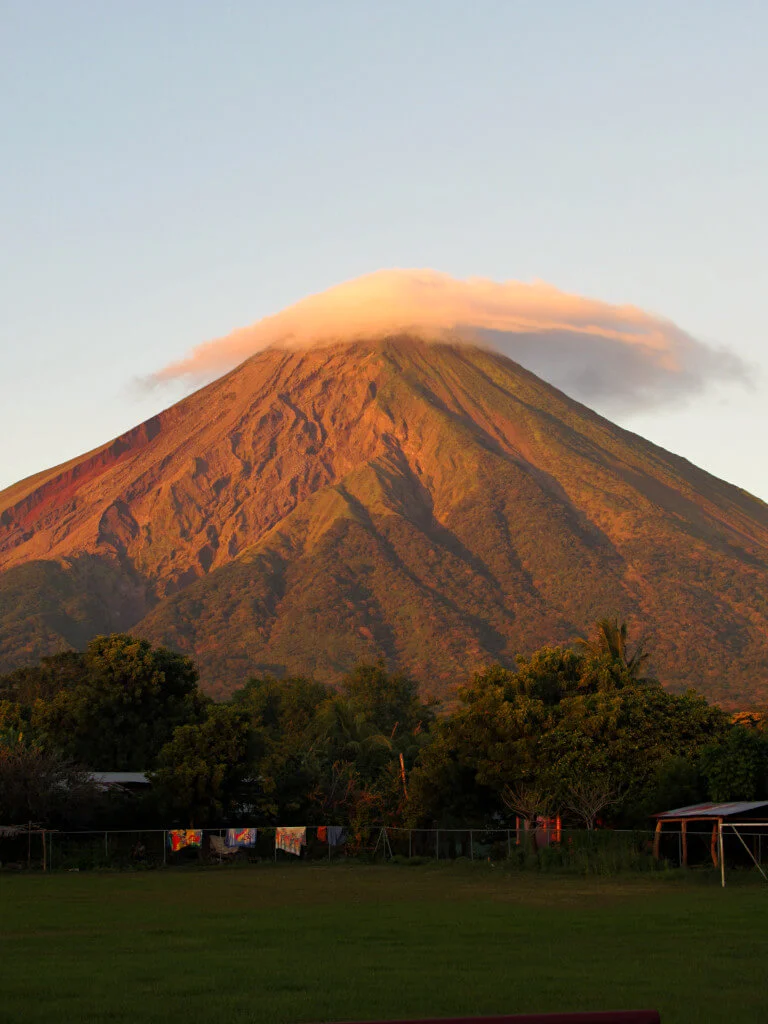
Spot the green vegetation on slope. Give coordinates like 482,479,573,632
2,339,768,704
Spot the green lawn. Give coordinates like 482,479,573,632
1,864,766,1023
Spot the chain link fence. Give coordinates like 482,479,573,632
0,824,674,874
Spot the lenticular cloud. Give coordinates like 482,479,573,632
153,269,747,411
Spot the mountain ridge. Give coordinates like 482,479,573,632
2,336,768,706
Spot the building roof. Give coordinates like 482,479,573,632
654,800,768,820
0,825,27,837
89,772,150,786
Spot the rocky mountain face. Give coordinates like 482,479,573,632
2,336,768,706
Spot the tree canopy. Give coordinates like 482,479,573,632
30,634,205,770
1,620,764,832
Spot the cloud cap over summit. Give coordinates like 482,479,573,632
154,269,747,411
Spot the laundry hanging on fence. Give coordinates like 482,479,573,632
210,835,239,859
168,829,203,852
226,827,257,848
316,825,346,845
327,826,346,846
275,826,306,856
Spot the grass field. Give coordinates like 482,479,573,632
1,864,767,1023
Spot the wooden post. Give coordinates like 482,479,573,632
719,820,726,888
681,820,688,867
653,820,663,860
41,830,47,873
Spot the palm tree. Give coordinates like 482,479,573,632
574,617,652,683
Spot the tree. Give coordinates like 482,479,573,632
574,617,654,688
699,727,768,802
229,667,435,827
502,781,555,822
563,778,621,830
0,651,86,706
407,667,555,826
231,675,330,822
540,686,728,820
340,661,433,736
508,648,584,705
0,700,25,739
308,696,409,831
151,705,251,826
635,756,705,820
502,782,556,854
408,649,729,828
0,735,102,826
314,697,392,768
32,635,205,770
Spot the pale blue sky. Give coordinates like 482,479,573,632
2,1,767,498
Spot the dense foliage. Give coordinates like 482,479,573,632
1,621,767,831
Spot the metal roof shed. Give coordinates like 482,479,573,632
652,800,768,873
88,772,150,790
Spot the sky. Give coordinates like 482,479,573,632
2,1,767,499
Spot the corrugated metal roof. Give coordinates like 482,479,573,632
654,800,768,820
89,772,149,785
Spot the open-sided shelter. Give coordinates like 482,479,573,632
652,800,768,871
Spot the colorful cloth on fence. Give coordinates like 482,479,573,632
275,826,306,856
317,825,346,845
168,829,203,852
226,827,257,848
327,825,346,847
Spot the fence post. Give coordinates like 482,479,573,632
719,821,725,888
163,831,167,866
105,831,108,862
436,829,439,861
408,830,412,860
470,830,474,861
507,829,511,860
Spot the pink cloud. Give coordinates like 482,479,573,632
152,269,747,410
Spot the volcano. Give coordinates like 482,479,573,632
2,336,768,705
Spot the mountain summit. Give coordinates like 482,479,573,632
2,336,767,704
